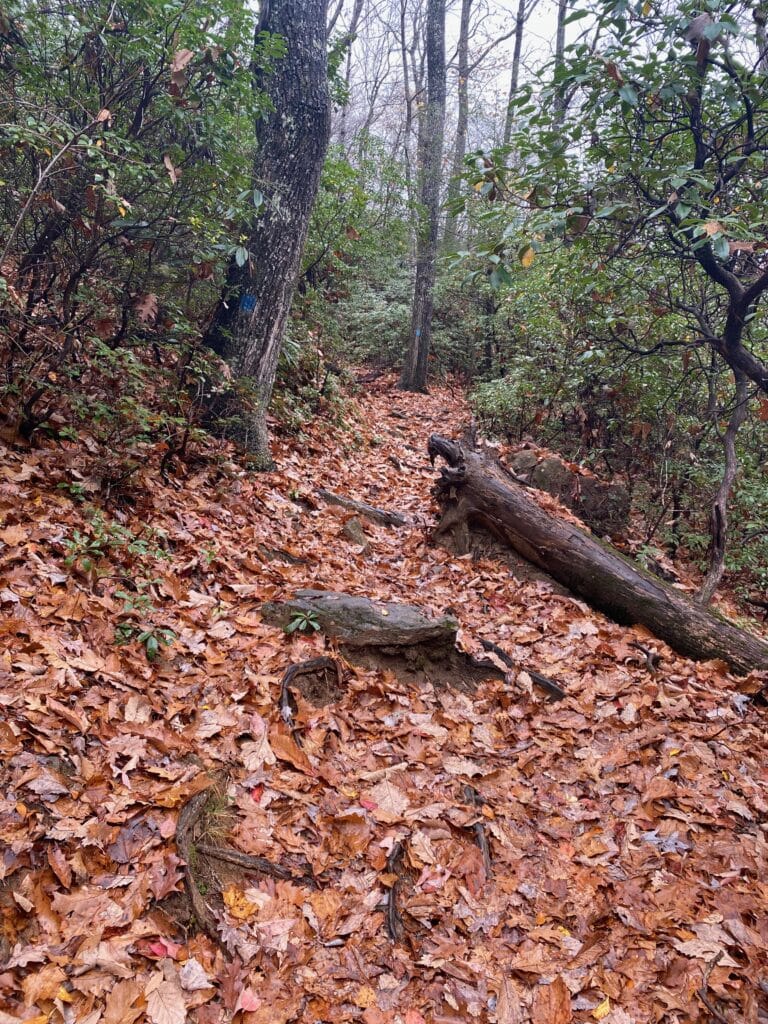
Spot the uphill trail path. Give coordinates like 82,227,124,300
0,374,766,1023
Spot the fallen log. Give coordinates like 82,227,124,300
428,435,768,676
262,589,457,646
261,590,506,692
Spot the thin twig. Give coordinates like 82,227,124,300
696,951,730,1024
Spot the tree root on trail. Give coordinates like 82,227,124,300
316,488,407,527
279,656,345,720
429,434,768,678
384,841,406,942
176,787,319,946
479,639,567,701
176,790,220,945
463,785,492,881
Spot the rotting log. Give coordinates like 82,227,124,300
428,435,768,676
262,589,457,646
261,590,507,693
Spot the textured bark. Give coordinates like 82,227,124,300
205,0,331,467
316,488,407,526
262,589,458,647
443,0,471,250
400,0,445,392
756,3,768,73
429,435,768,676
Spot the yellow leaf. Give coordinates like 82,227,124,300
222,886,258,920
57,986,74,1003
354,986,376,1008
593,997,611,1020
520,245,535,268
642,0,652,11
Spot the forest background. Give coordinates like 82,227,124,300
2,0,768,609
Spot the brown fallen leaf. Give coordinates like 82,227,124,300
532,976,572,1024
103,979,146,1024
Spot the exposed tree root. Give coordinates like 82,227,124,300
480,639,567,701
176,790,221,945
463,785,492,881
384,841,406,942
316,488,407,527
176,786,320,947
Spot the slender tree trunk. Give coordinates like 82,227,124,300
204,0,331,467
400,0,445,392
503,0,527,146
443,0,471,250
398,0,416,213
697,372,749,605
338,0,365,151
553,0,568,124
755,4,768,72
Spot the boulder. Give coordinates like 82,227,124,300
509,450,629,534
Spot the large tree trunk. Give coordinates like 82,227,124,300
205,0,331,467
400,0,445,393
428,435,768,675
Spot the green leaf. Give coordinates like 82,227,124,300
618,84,638,107
234,245,249,267
712,233,730,260
564,8,590,22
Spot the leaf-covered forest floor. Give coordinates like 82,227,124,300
1,376,767,1024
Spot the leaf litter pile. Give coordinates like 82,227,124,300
1,376,767,1024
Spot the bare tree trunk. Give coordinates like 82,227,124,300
398,0,417,212
337,0,365,151
553,0,568,124
443,0,471,249
755,3,768,72
697,373,749,606
400,0,445,393
503,0,528,146
205,0,331,468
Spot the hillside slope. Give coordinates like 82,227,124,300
1,377,766,1023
